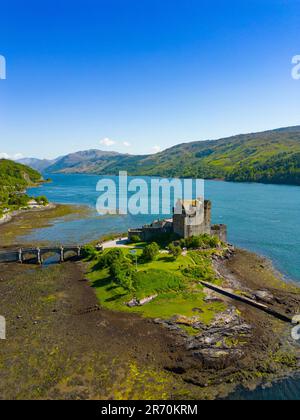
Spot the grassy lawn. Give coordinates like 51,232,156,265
87,248,226,325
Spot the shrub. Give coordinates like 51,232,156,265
141,242,160,262
180,234,220,250
168,243,182,258
98,248,136,292
182,264,216,283
99,248,125,268
129,235,141,243
8,193,30,207
35,195,49,205
82,244,98,260
111,260,136,292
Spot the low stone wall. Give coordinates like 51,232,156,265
200,280,292,323
211,224,227,242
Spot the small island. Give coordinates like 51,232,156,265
80,199,300,399
0,163,299,400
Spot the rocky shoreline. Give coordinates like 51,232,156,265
150,247,300,397
0,203,56,226
1,209,299,399
0,248,299,399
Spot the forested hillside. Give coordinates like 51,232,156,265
20,126,300,186
0,159,43,215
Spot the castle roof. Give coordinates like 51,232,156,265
175,198,203,214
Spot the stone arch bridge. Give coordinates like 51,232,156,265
0,246,82,265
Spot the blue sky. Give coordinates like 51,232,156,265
0,0,300,159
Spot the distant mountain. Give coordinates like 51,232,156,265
21,126,300,185
46,149,124,173
17,157,57,172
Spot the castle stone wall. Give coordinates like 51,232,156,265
211,224,227,242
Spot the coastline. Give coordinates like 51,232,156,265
0,202,92,248
50,169,300,188
0,242,299,399
0,205,299,399
0,203,57,226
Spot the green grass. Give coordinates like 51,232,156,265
178,325,201,336
87,249,226,325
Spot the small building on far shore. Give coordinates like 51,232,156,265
27,199,39,208
128,198,227,243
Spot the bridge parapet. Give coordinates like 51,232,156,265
0,245,82,265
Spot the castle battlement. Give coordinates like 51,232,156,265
128,198,227,242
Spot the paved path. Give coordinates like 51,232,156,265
101,237,130,249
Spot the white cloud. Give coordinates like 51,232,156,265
99,137,116,147
123,141,131,147
152,145,162,153
13,153,24,160
0,152,23,160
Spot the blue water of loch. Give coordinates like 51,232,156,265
27,173,300,281
26,173,300,399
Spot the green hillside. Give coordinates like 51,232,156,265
47,126,300,185
132,127,300,185
0,159,43,215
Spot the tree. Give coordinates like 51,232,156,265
99,249,136,292
129,235,141,243
100,248,125,267
8,193,30,207
82,244,98,260
142,242,160,262
110,260,135,292
168,243,182,258
35,195,49,205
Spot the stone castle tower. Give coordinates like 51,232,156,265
173,198,212,239
172,198,227,241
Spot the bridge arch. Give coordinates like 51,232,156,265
21,249,40,264
63,247,81,261
0,245,82,265
40,248,62,264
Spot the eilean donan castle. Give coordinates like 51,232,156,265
128,198,227,242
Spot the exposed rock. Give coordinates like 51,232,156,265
172,315,199,326
139,294,158,306
210,308,240,328
204,296,224,303
254,290,274,304
203,287,224,303
127,294,158,307
193,348,244,369
127,298,139,307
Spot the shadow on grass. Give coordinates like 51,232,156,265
91,276,112,289
105,293,128,302
159,255,177,263
91,260,106,271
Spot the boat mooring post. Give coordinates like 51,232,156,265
36,248,42,265
18,248,23,264
60,246,64,263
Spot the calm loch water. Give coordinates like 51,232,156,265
27,173,300,281
27,173,300,400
